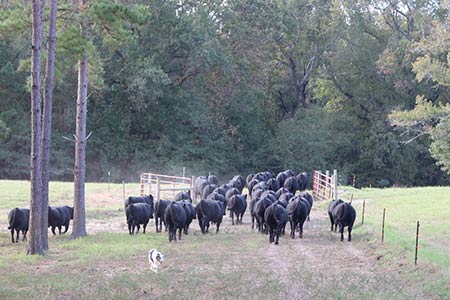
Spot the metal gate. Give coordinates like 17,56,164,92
140,173,194,202
312,170,338,201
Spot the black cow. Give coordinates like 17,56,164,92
332,202,356,241
251,188,265,201
327,199,344,231
174,190,192,202
229,175,246,193
228,194,247,225
247,178,259,197
194,176,209,200
48,205,73,235
297,172,309,191
299,192,313,221
275,187,290,198
202,183,218,200
213,186,227,196
180,200,196,234
124,194,154,209
7,207,29,243
154,199,170,233
253,196,274,233
276,172,287,190
254,172,267,182
278,192,293,204
283,169,296,178
284,176,299,194
260,190,277,203
207,175,219,185
287,198,308,239
206,192,227,215
264,202,288,245
164,202,187,242
125,203,154,235
249,197,259,230
267,178,279,191
225,187,240,204
246,173,255,188
196,199,224,234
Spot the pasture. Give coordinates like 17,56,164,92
0,180,449,299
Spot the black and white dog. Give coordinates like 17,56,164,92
148,248,164,273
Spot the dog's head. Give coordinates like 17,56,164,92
148,249,164,266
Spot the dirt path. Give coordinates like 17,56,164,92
257,207,373,299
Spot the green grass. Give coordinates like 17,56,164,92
1,181,449,299
339,186,450,267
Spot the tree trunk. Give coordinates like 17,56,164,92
71,0,88,239
41,0,58,251
27,0,45,255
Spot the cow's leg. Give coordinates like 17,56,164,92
63,223,69,234
269,227,274,243
10,229,14,243
339,224,344,241
168,226,173,242
22,229,28,241
251,216,255,229
206,220,210,233
275,226,281,245
128,223,132,235
258,216,264,233
58,225,62,235
216,222,220,233
201,218,207,234
178,228,182,240
328,213,334,231
289,220,294,239
51,226,57,235
299,221,304,238
231,211,235,225
15,229,19,243
348,225,352,242
143,222,148,234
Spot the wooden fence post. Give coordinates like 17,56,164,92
122,181,125,202
191,176,195,203
382,208,386,244
415,221,420,265
156,177,161,202
333,169,338,201
361,199,365,225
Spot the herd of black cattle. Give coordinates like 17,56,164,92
6,170,356,245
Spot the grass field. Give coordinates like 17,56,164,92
0,180,449,299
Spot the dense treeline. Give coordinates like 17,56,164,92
0,0,449,187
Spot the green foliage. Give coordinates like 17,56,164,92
0,4,31,38
0,0,449,185
267,106,355,174
429,107,450,173
58,25,93,60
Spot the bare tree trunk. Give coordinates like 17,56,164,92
71,0,88,238
41,0,58,251
27,0,46,255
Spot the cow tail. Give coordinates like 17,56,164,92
198,200,204,216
